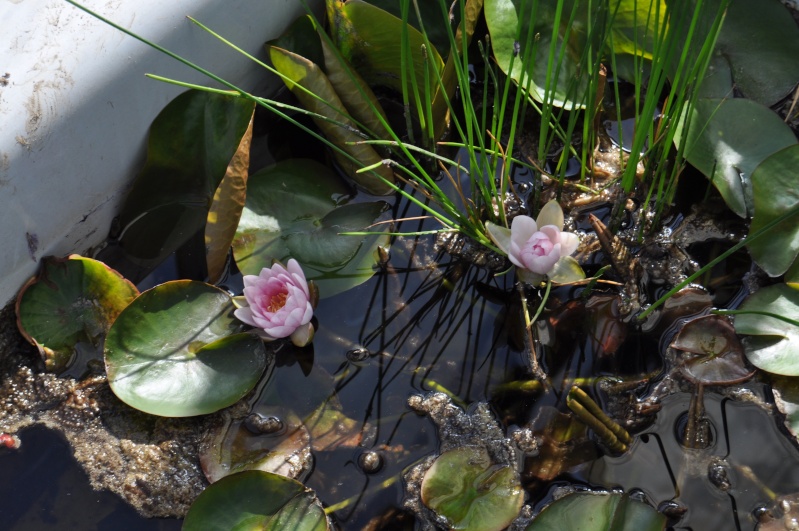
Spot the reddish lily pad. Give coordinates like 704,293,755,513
421,446,524,531
16,255,139,372
200,407,312,484
670,315,755,385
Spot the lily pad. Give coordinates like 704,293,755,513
735,283,799,376
16,255,139,372
115,90,255,267
232,159,389,298
770,376,799,446
525,492,666,531
201,407,312,483
485,0,594,108
183,470,328,531
697,0,799,106
675,98,798,218
670,315,755,384
421,446,524,531
748,144,799,276
104,280,268,417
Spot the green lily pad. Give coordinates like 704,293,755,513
16,255,139,372
232,159,389,298
485,0,594,108
104,280,268,417
735,283,799,376
697,0,799,106
421,446,524,531
525,492,666,531
116,89,255,267
183,470,328,531
748,144,799,276
670,315,754,385
675,98,797,218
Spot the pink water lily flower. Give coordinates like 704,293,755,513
486,200,583,285
234,259,315,347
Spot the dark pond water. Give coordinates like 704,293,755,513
0,426,181,530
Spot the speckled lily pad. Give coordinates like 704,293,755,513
16,255,139,372
421,446,523,531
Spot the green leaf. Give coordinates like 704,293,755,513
105,280,268,417
421,446,524,531
358,0,455,57
16,255,139,372
485,0,593,108
205,118,253,284
183,470,328,531
525,492,666,531
748,145,799,276
698,0,799,106
735,283,799,376
116,90,255,266
232,159,389,298
268,45,394,194
609,0,668,60
327,0,445,109
549,256,586,284
676,98,798,218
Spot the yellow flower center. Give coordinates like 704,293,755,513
267,291,288,313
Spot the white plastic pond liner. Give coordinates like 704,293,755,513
0,0,320,305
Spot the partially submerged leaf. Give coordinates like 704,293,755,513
183,470,328,531
735,283,799,376
525,492,666,531
205,117,254,283
421,446,524,531
16,255,139,372
670,315,754,384
232,159,389,298
115,90,255,266
105,280,269,417
675,98,797,218
200,407,312,484
748,144,799,276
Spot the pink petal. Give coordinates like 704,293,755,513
510,215,538,247
234,307,258,328
539,225,562,244
558,231,579,257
